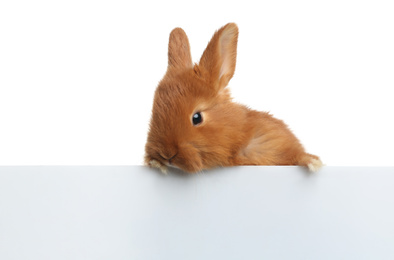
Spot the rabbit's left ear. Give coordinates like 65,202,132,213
199,23,239,91
168,28,193,70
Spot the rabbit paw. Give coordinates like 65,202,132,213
149,159,168,174
307,158,323,172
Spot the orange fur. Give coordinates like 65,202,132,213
145,23,322,173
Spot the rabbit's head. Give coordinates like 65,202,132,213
145,23,245,173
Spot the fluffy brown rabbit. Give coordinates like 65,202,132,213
145,23,322,174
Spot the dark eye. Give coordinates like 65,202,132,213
192,112,203,126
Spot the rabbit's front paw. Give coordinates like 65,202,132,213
149,159,168,174
307,158,323,172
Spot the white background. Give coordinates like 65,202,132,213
0,0,393,166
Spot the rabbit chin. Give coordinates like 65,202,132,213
161,159,187,171
170,161,203,173
166,163,181,170
167,155,202,173
160,160,199,173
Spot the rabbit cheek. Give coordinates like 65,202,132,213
174,146,203,173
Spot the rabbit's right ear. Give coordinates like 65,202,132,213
198,23,238,91
167,28,193,70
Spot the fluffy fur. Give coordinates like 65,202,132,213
145,23,322,173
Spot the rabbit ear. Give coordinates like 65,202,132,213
168,28,193,70
199,23,238,90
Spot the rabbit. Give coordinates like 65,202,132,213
145,23,322,174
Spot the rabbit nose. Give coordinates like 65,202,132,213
160,152,178,163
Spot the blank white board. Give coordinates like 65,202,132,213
0,166,393,259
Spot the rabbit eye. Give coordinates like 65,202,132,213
192,112,203,126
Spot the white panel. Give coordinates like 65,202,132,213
0,166,393,259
